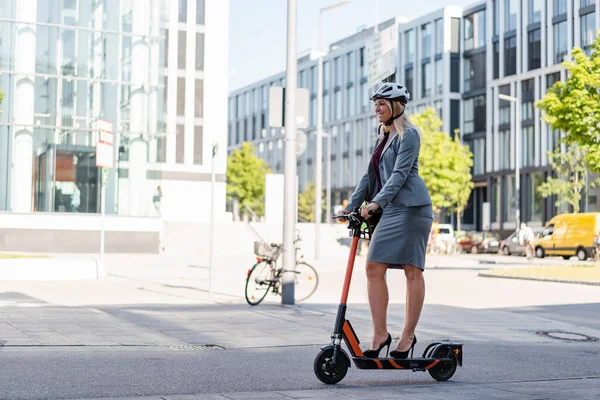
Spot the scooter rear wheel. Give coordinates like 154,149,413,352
428,347,457,381
313,348,349,384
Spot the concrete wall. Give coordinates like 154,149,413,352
0,213,163,254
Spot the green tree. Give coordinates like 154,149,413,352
0,89,4,106
537,145,598,213
411,108,474,227
298,182,326,222
536,34,600,171
226,142,271,217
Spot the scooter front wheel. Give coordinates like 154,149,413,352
313,347,349,384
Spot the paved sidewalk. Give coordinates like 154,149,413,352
71,377,600,399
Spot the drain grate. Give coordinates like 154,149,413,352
536,330,598,342
167,344,226,351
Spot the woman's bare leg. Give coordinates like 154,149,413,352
395,264,425,351
365,261,389,349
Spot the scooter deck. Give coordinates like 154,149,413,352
352,356,455,371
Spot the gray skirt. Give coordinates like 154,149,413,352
366,204,433,270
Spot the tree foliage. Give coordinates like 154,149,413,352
298,182,326,222
537,145,598,214
411,108,474,217
536,34,600,171
226,142,271,217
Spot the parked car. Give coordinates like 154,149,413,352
531,212,600,260
457,232,501,254
500,232,526,256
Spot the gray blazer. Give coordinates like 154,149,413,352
347,125,432,210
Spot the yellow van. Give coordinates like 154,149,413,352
532,213,600,261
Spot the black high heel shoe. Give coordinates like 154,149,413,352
362,333,392,359
389,335,417,359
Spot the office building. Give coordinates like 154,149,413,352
0,0,228,221
229,0,600,233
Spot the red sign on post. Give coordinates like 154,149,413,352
96,119,114,169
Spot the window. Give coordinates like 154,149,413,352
405,68,414,97
528,29,541,70
310,66,317,94
499,129,510,170
348,86,356,116
581,12,596,56
323,61,331,88
492,177,501,223
194,126,203,164
529,0,542,24
176,124,185,163
435,19,444,54
493,0,499,35
522,126,535,167
346,52,355,82
464,53,486,91
504,36,516,76
196,0,205,24
195,33,204,70
195,80,203,118
530,173,544,222
435,59,443,94
177,77,186,116
464,10,486,51
335,90,342,119
324,94,330,123
554,0,567,16
547,72,561,89
422,62,432,98
553,21,568,64
505,0,517,31
464,99,475,134
179,0,187,22
504,175,516,222
405,29,415,62
334,57,342,87
493,42,499,79
521,79,534,121
299,70,307,88
422,23,432,57
434,100,443,120
473,138,485,175
464,95,486,134
178,31,186,69
163,29,169,68
262,85,268,110
581,0,596,6
360,47,367,77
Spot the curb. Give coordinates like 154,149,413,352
478,272,600,286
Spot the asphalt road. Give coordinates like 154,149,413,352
1,332,599,399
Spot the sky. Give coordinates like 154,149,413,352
228,0,476,93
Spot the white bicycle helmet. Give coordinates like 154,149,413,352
370,83,410,126
370,83,410,104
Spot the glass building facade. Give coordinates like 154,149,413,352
0,0,220,220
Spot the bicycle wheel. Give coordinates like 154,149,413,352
293,262,319,302
245,261,275,306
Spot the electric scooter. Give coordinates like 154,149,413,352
313,208,463,384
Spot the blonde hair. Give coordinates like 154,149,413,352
381,99,418,138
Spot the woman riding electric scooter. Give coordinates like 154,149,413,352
338,83,433,360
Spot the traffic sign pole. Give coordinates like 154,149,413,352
96,120,113,265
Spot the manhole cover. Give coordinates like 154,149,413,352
167,344,226,351
536,330,598,342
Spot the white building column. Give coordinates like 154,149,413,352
128,0,150,216
11,0,37,213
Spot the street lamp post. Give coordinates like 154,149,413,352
209,141,218,303
282,0,298,305
316,1,350,258
499,93,521,230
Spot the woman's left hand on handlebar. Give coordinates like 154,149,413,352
360,202,380,219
